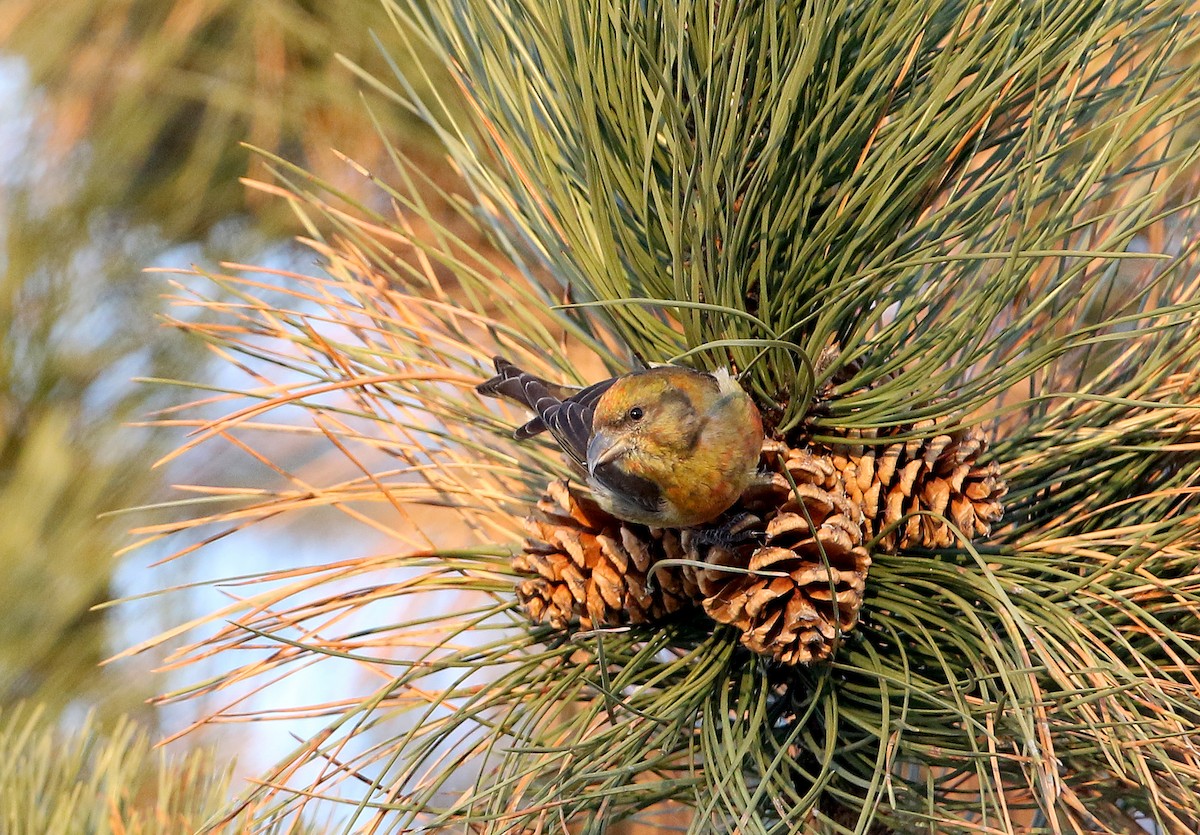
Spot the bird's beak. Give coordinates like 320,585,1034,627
587,430,628,476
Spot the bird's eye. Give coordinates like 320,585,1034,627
627,406,644,421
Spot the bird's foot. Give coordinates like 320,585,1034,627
689,512,766,548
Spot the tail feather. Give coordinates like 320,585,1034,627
475,357,537,406
476,356,616,465
476,357,564,440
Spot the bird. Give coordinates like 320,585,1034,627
477,356,764,528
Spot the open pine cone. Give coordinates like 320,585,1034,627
513,422,1007,664
822,422,1008,551
682,447,872,664
514,480,697,630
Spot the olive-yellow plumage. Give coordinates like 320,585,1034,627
477,357,764,527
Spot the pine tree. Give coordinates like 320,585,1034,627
138,1,1200,831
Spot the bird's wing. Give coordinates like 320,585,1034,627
590,462,664,516
529,377,617,467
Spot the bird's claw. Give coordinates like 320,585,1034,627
689,511,766,548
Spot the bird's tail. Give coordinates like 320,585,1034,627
476,357,574,439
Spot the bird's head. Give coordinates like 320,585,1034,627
586,367,721,478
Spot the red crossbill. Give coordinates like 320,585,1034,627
477,357,764,528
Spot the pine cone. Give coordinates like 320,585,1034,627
514,480,697,630
512,421,1007,664
825,423,1008,551
684,447,872,665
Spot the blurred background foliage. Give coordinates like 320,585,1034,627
0,0,440,238
0,0,444,740
0,703,320,833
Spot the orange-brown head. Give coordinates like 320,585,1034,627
586,367,763,527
